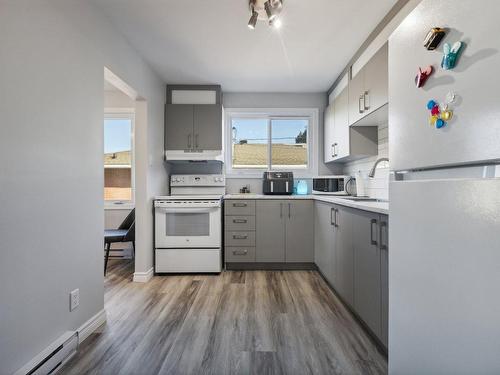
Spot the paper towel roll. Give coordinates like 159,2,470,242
355,171,367,197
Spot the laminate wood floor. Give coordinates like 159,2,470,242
61,260,387,375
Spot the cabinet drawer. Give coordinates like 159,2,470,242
225,247,256,262
225,200,255,216
225,231,256,246
225,216,256,231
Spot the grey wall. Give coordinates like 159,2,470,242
0,1,167,373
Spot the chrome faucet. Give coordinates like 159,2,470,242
368,158,389,178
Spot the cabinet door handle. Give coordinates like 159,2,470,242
364,91,370,110
288,203,291,219
358,95,365,114
233,234,248,240
370,219,378,245
233,219,248,224
187,134,192,149
331,143,335,157
195,134,199,149
280,203,283,218
233,203,247,207
380,221,388,250
330,207,335,226
334,209,339,228
232,249,248,256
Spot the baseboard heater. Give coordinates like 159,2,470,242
14,331,78,375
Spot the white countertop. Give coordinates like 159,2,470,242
223,194,389,215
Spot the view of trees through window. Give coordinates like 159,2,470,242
104,117,133,202
231,117,309,169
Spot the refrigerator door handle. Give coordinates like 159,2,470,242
370,219,378,245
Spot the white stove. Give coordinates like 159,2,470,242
154,174,225,274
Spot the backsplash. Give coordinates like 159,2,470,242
342,123,389,200
225,178,313,194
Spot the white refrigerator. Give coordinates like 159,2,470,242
389,0,500,374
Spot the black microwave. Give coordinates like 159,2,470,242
312,176,350,195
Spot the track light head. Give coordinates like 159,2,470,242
248,9,258,29
264,0,277,21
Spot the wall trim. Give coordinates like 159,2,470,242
133,267,154,283
77,309,106,344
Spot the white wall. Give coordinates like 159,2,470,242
343,123,389,200
0,1,167,373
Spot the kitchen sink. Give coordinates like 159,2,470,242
342,197,388,202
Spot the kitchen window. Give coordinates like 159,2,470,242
225,108,318,177
104,112,134,208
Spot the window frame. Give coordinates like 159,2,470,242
104,109,135,210
224,108,318,178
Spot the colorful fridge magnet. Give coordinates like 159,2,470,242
415,66,433,88
426,92,456,129
423,27,446,50
441,42,463,70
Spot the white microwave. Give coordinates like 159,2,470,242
312,175,351,195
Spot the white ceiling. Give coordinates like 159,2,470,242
94,0,398,92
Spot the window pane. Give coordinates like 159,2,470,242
231,118,268,169
271,119,308,169
104,118,132,201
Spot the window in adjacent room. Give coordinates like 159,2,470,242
104,113,134,207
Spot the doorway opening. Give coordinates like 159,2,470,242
103,67,140,280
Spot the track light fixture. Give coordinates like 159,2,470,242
248,0,283,30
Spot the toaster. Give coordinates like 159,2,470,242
262,172,294,195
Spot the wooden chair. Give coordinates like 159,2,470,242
104,209,135,275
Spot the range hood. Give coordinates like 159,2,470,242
165,150,224,161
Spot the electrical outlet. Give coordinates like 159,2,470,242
70,289,79,311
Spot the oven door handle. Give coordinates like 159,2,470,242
156,207,218,214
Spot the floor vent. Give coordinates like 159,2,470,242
15,331,78,375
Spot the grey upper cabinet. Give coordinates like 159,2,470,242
348,68,365,126
193,104,222,150
165,103,222,152
379,214,389,348
334,205,354,307
165,104,194,150
348,43,388,126
285,201,314,262
352,209,381,338
363,43,388,115
256,200,286,262
325,84,378,163
323,104,335,163
332,87,350,161
314,201,335,283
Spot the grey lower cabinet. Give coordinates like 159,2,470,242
314,200,388,348
285,201,314,262
352,210,382,338
334,205,354,307
314,201,335,284
255,200,314,263
379,214,389,348
225,199,314,267
314,202,354,307
255,200,286,262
